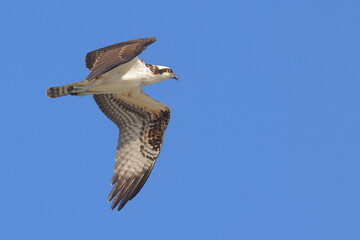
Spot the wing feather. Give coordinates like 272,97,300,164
111,179,134,210
85,37,157,81
117,176,144,211
93,89,170,211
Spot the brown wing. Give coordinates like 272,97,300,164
85,37,157,81
93,89,170,211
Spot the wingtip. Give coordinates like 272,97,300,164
110,199,127,211
117,200,129,211
144,37,157,46
117,205,125,211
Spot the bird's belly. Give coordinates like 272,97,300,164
87,72,143,93
84,57,150,94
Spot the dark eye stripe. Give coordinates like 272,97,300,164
146,64,173,75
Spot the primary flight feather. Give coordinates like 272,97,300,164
47,37,177,211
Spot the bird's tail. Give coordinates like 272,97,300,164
46,81,88,98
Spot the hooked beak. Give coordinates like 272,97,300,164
172,74,179,81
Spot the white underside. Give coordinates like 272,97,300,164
84,57,164,94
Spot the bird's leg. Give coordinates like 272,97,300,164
68,82,91,96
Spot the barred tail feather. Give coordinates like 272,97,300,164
46,85,71,98
46,81,88,98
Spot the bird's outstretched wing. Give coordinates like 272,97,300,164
93,89,170,211
85,37,157,81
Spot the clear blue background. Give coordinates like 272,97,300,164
1,0,359,239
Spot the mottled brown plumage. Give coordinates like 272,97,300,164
93,89,170,210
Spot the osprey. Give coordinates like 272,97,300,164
47,37,177,211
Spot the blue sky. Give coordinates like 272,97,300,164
1,0,360,239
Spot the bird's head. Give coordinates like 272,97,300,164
160,67,178,81
147,64,178,82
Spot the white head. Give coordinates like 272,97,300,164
146,64,178,82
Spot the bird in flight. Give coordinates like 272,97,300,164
47,37,177,211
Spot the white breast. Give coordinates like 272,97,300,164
86,57,152,94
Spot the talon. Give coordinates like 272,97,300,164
68,86,76,96
67,85,89,96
